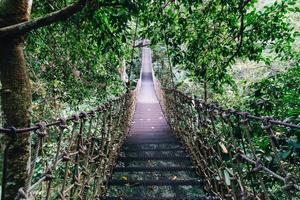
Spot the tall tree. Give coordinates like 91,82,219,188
0,0,134,197
0,1,33,199
0,0,95,198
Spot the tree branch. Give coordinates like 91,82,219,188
0,0,129,38
0,0,88,38
224,0,246,66
134,43,150,48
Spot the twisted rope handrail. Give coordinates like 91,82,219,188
153,75,300,199
1,85,139,199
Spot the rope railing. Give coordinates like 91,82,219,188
0,88,138,199
154,78,300,200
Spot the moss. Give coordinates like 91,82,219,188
0,0,32,199
0,0,30,20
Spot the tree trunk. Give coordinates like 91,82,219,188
204,80,207,103
0,1,32,199
118,57,127,82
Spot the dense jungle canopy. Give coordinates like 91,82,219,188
0,0,299,199
1,0,299,123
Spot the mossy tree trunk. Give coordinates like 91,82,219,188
0,1,32,199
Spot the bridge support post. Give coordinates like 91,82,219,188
0,1,32,199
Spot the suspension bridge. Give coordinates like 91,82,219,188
0,47,299,200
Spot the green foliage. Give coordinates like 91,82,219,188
142,0,299,96
25,0,141,121
1,0,299,197
245,66,300,124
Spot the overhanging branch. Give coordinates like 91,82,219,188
0,0,87,38
0,0,127,38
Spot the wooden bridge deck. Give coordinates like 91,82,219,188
104,48,211,199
